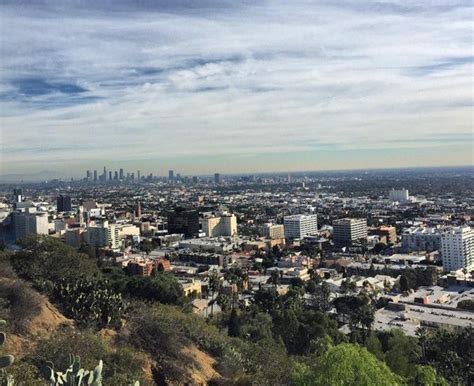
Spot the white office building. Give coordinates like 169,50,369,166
389,188,409,203
441,227,474,272
284,215,318,239
333,218,368,247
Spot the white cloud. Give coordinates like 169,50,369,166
0,0,472,175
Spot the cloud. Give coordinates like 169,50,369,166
0,0,472,175
405,56,473,76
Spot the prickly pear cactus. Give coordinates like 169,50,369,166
44,355,103,386
0,320,14,386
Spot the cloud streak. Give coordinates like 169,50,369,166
0,0,472,175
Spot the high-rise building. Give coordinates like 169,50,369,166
108,171,112,181
65,228,85,248
119,168,124,180
333,218,368,247
262,223,285,239
86,170,91,180
136,201,142,218
114,171,118,180
13,188,22,203
441,227,474,272
284,214,318,239
86,221,120,249
57,195,72,212
202,213,237,237
13,208,49,241
93,170,98,182
137,170,141,181
214,173,221,184
167,208,200,238
168,170,174,180
389,188,409,203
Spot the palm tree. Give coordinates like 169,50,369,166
208,272,221,316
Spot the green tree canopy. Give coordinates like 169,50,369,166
125,273,184,304
312,343,402,385
11,235,99,283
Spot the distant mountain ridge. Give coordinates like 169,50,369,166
0,170,69,182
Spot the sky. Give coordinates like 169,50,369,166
0,0,473,179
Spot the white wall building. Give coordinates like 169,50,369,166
402,226,443,252
86,221,120,249
441,227,474,272
284,215,318,239
13,208,49,240
389,188,410,203
202,213,237,237
261,223,285,239
117,224,140,238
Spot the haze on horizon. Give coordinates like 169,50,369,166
0,0,473,179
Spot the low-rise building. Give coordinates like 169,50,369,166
402,227,443,253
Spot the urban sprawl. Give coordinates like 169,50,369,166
1,167,473,337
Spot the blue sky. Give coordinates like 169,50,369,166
0,0,472,178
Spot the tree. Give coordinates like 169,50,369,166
372,243,387,255
365,332,384,361
139,239,153,254
228,308,240,337
399,275,410,292
423,327,473,384
333,295,374,341
125,274,184,304
216,292,232,312
353,302,375,341
11,235,99,283
270,270,279,287
340,278,357,294
310,281,331,312
415,327,429,364
295,343,402,385
384,329,420,378
238,311,273,342
208,271,221,316
411,365,448,386
457,299,474,311
253,288,280,314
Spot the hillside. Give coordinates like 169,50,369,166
0,277,221,385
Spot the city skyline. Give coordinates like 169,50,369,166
0,0,473,178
